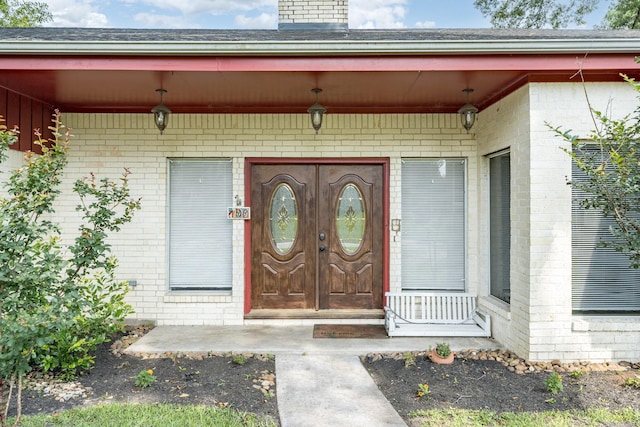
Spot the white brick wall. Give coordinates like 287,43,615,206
0,148,23,197
476,85,531,357
477,81,640,362
54,111,478,328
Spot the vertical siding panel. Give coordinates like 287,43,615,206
19,97,32,152
31,103,44,154
6,92,20,135
0,88,7,124
0,92,51,153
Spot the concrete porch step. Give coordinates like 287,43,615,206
124,325,500,355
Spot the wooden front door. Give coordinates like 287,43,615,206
250,163,383,311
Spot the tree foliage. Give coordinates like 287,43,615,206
473,0,598,28
0,0,52,27
474,0,640,29
602,0,640,29
552,76,640,268
0,111,140,426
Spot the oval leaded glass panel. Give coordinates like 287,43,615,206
336,184,366,255
269,183,298,255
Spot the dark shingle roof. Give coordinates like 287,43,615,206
1,27,640,42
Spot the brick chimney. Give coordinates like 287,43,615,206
278,0,348,30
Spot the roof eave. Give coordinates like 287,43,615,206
1,39,639,55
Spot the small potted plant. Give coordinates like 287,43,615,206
428,342,455,364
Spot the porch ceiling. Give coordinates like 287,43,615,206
0,54,637,115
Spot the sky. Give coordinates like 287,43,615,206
40,0,610,29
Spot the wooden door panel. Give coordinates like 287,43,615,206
318,165,383,310
259,252,306,295
251,165,316,309
355,263,374,294
327,253,374,294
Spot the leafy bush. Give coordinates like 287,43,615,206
555,75,640,269
35,272,133,379
0,111,140,424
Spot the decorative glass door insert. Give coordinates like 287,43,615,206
269,183,298,255
336,183,366,255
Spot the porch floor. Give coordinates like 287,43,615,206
125,325,501,356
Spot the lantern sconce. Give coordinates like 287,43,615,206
152,89,171,135
307,88,326,134
458,88,478,133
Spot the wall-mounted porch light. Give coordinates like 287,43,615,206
307,88,326,134
458,88,478,133
152,89,171,135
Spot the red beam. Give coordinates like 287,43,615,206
0,54,637,73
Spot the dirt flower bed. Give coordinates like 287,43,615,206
363,349,640,424
5,328,640,427
6,326,279,425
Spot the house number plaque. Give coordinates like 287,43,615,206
227,207,251,220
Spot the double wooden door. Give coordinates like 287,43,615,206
250,164,383,310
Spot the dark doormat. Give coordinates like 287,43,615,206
313,324,388,339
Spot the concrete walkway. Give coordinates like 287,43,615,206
277,354,406,426
126,326,499,426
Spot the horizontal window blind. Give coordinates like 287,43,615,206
572,147,640,312
169,159,232,291
401,159,466,291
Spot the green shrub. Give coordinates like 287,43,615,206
135,369,157,388
35,272,132,379
435,343,451,358
232,354,247,365
545,372,564,394
0,111,140,424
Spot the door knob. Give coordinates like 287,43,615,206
319,245,326,252
319,232,326,241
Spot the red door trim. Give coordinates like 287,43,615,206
244,157,390,314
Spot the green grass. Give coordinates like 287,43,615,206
409,407,640,427
8,403,278,427
9,403,640,427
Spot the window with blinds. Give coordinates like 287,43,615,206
572,147,640,312
401,158,466,291
489,151,511,303
168,159,233,291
